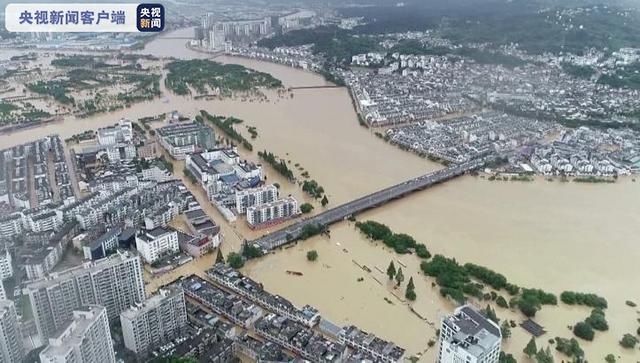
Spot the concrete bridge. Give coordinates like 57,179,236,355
249,157,492,250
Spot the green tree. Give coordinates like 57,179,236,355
407,277,415,291
227,252,244,269
387,261,396,280
501,320,511,340
395,267,404,286
498,352,517,363
242,244,263,259
215,249,224,264
605,354,616,363
535,347,554,363
321,195,329,207
524,337,537,358
306,250,318,261
585,308,609,331
496,296,509,308
573,321,595,341
483,305,499,324
405,287,416,301
619,333,638,349
300,203,314,214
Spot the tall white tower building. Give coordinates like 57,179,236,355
438,305,501,363
39,305,116,363
120,286,187,357
0,300,25,363
26,252,145,341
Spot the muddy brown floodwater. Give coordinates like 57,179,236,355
2,28,639,362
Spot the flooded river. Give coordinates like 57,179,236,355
2,28,639,362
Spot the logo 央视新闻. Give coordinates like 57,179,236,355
136,3,164,32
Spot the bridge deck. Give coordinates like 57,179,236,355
249,158,490,250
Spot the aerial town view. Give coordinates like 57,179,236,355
0,0,639,362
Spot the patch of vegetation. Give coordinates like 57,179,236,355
307,250,318,261
405,277,416,301
300,203,314,214
619,333,638,349
573,176,615,183
302,180,325,199
200,111,253,151
258,26,380,65
562,63,596,79
584,308,608,331
242,244,264,259
441,7,640,55
573,321,595,341
355,221,431,256
560,291,608,309
0,102,18,116
227,252,244,269
257,150,294,180
598,62,640,90
166,59,282,96
498,352,517,363
554,337,584,359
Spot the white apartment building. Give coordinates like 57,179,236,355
438,305,501,363
120,286,187,357
141,164,174,183
0,300,24,363
26,252,145,341
23,210,63,233
0,213,22,238
0,249,12,281
235,184,278,214
40,305,116,363
246,196,299,228
97,119,133,146
135,227,180,264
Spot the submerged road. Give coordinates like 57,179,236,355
250,157,492,250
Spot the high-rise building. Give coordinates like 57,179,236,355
438,305,501,363
120,286,187,357
235,184,279,214
26,252,145,341
39,305,116,363
0,300,25,363
0,249,13,281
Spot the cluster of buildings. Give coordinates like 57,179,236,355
346,65,479,127
344,30,640,126
181,264,407,363
156,121,216,160
186,149,301,228
524,127,640,176
230,45,323,72
198,10,316,51
388,111,640,176
387,112,557,164
0,135,75,211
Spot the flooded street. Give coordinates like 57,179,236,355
3,28,640,361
